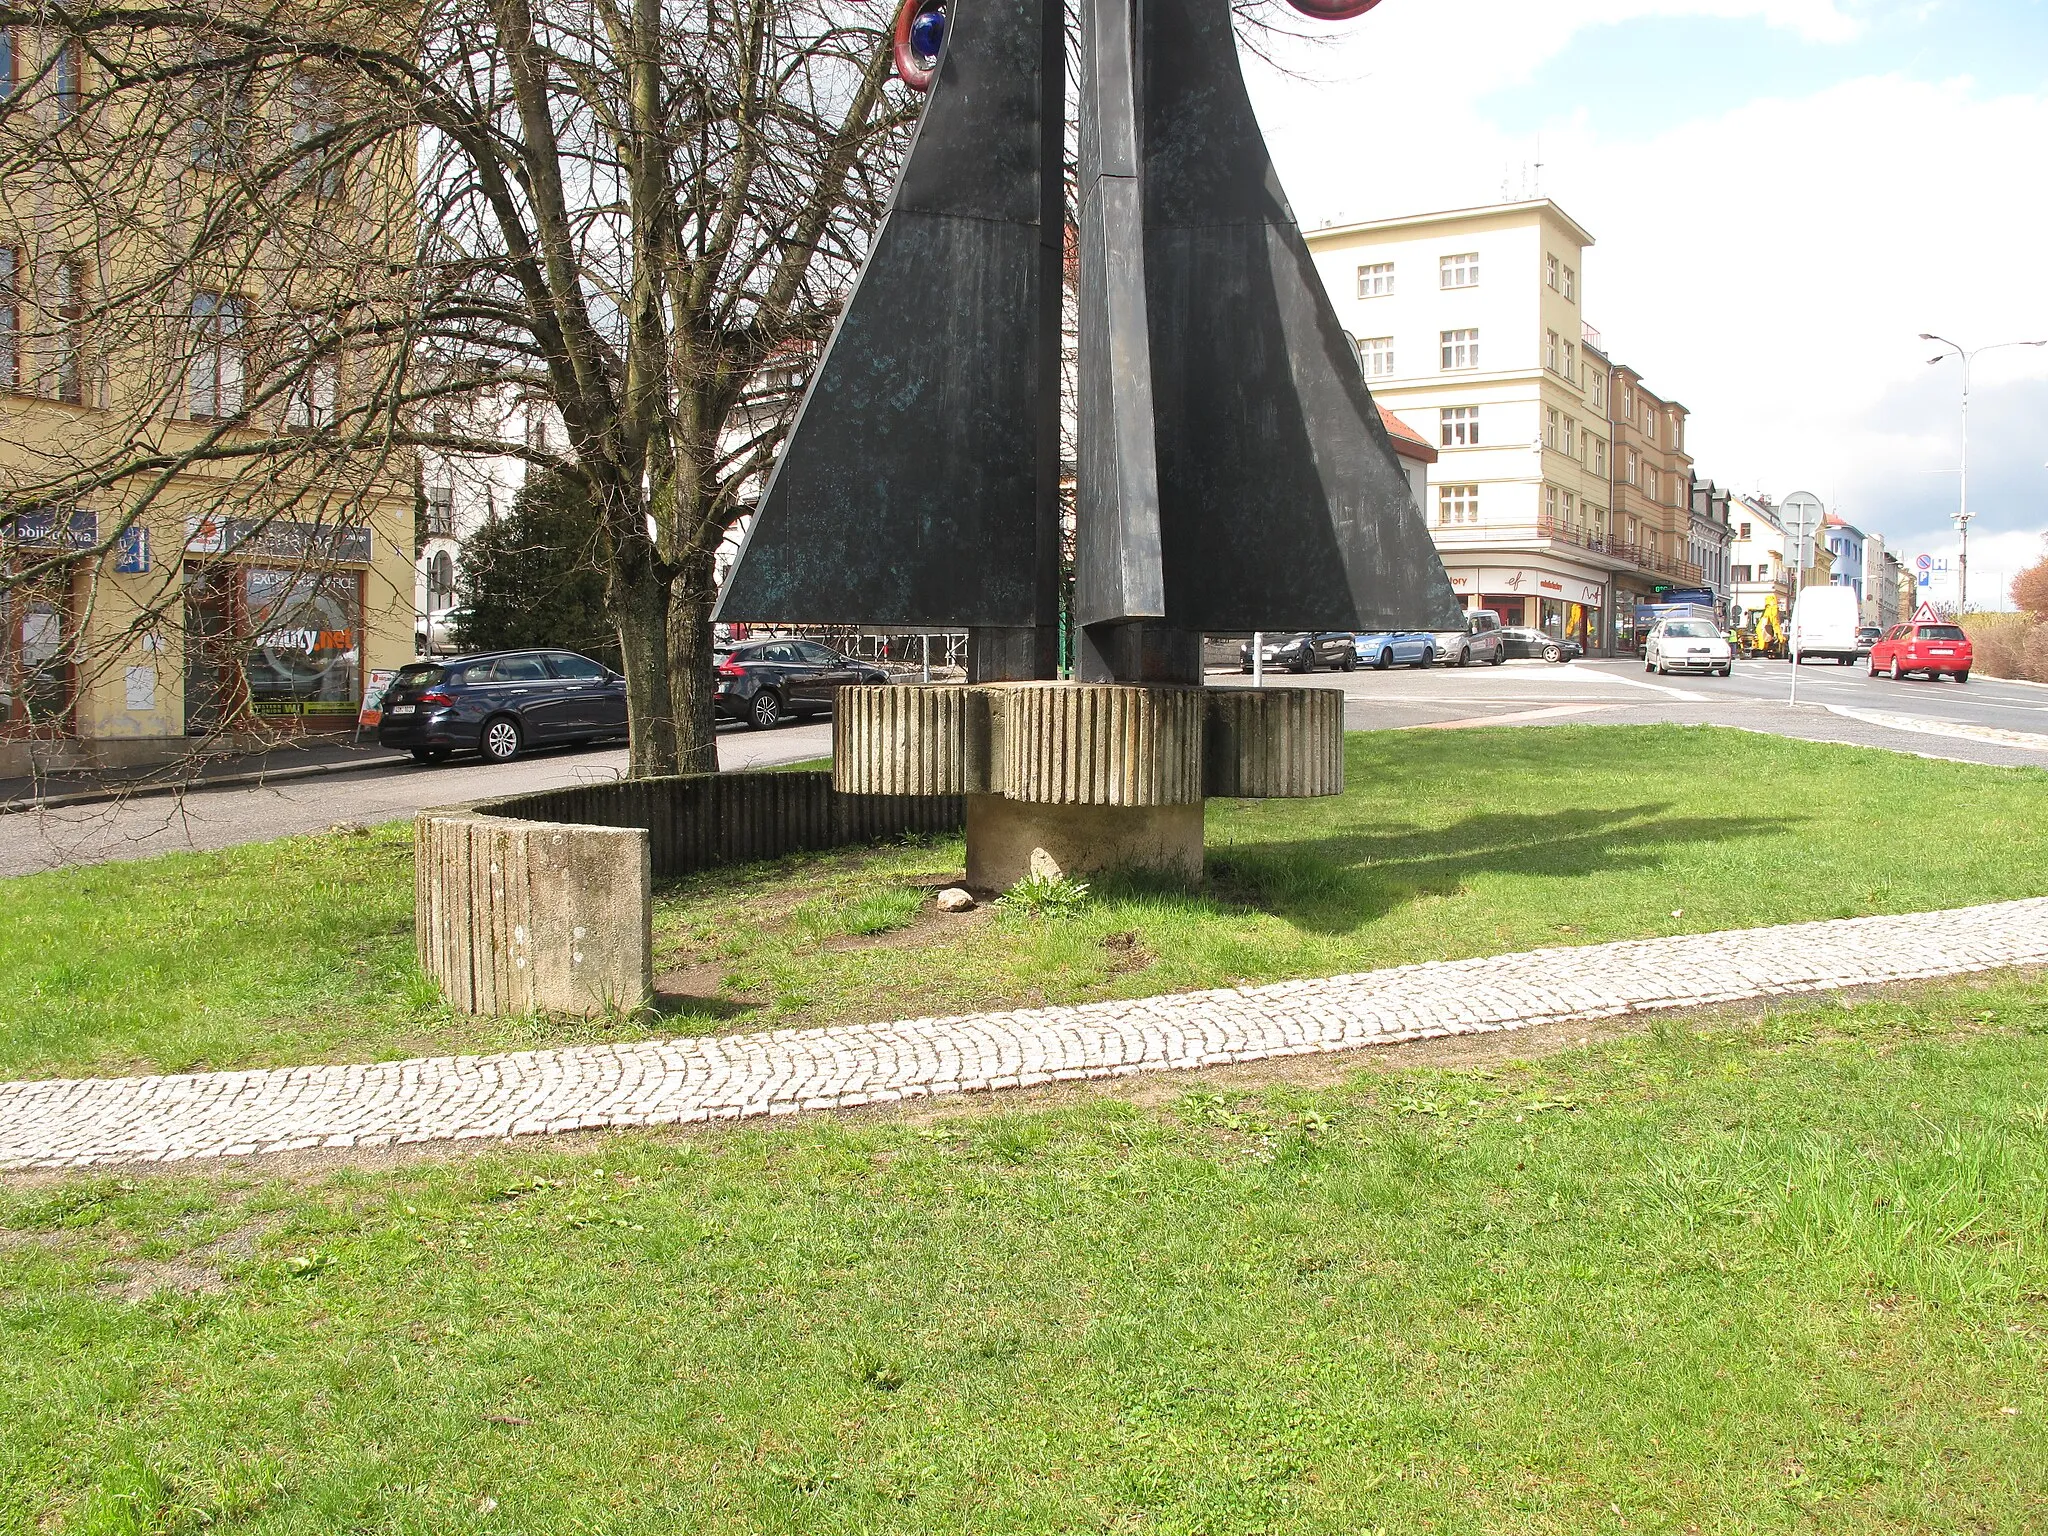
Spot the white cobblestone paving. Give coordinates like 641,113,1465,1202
5,897,2047,1170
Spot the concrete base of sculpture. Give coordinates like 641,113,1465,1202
835,679,1343,891
965,793,1205,889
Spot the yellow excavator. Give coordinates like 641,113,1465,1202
1740,592,1788,659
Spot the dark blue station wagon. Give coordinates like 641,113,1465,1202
377,649,627,763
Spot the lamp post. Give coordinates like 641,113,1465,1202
1919,333,2048,612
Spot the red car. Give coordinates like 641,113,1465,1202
1868,622,1973,682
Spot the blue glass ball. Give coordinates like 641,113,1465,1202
910,6,947,63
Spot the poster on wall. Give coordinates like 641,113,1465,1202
357,669,399,731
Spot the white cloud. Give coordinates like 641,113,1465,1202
1245,4,2048,553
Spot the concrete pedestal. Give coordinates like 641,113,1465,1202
965,793,1205,889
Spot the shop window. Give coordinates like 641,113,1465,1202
1,570,75,736
182,563,363,733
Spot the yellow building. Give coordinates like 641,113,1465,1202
1,19,415,776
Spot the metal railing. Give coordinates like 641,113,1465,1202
1430,516,1706,585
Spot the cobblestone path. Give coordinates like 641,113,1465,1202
6,898,2046,1170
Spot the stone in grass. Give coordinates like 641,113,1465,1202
935,887,976,913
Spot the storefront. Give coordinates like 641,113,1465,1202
183,516,375,735
1612,579,1657,655
1444,561,1609,656
1,508,94,739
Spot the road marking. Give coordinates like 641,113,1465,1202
1408,704,1614,730
1824,706,2048,755
1527,665,1710,702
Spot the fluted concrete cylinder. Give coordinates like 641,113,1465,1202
994,682,1205,806
1204,686,1346,798
833,683,988,795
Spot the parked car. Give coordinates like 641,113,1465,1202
714,637,890,728
1432,609,1506,667
1790,585,1862,665
1499,626,1580,663
1239,633,1357,673
1868,621,1973,682
1644,619,1733,677
414,606,468,657
1352,631,1435,670
378,649,627,763
1855,625,1883,657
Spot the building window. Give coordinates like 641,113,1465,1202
1562,340,1576,382
1545,330,1559,372
188,291,247,420
1544,407,1558,449
1591,372,1605,411
1562,416,1576,457
1440,406,1479,447
1562,490,1575,521
1646,465,1659,501
1546,254,1560,290
283,349,337,430
0,247,18,394
1644,411,1657,445
1356,262,1393,299
1438,484,1478,525
290,75,344,198
1738,520,1752,540
1545,485,1559,520
53,259,83,405
1626,448,1639,485
1562,265,1576,302
1669,413,1682,452
0,28,15,106
1440,252,1479,289
425,485,455,538
427,550,457,609
52,38,80,123
1440,328,1478,370
1623,386,1635,421
1592,437,1606,477
191,49,254,169
1357,335,1394,377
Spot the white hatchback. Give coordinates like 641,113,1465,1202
1645,619,1732,677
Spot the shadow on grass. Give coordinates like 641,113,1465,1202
1203,802,1796,934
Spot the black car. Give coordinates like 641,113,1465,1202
714,638,889,729
378,649,627,764
1498,627,1582,663
1238,632,1357,673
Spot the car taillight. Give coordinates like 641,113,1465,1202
420,689,454,706
717,659,745,677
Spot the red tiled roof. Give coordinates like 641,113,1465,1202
1379,405,1438,463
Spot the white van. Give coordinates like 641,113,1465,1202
1791,586,1862,665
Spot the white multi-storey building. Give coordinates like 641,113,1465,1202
1308,199,1617,651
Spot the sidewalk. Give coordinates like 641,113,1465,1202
6,896,2044,1171
0,737,408,815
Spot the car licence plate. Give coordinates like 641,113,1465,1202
389,704,415,715
1931,648,1954,656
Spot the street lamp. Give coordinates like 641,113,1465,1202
1919,333,2048,611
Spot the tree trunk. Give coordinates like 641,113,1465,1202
667,543,720,776
610,552,678,777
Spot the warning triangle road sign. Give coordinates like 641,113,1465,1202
1914,601,1939,623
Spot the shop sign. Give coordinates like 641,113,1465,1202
6,507,97,551
115,527,151,573
1470,566,1606,607
186,515,374,565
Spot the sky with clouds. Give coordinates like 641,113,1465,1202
1242,0,2048,607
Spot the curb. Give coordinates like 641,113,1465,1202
0,752,412,817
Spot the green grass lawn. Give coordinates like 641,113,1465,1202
3,724,2047,1080
4,981,2044,1532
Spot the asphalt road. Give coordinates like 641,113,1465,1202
6,659,2044,876
0,719,833,878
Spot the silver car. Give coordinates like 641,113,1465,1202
1433,609,1507,667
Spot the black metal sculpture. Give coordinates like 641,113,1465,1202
714,0,1462,685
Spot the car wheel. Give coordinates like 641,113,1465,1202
1889,657,1901,680
1491,648,1506,665
1372,648,1391,671
1342,650,1357,672
1411,649,1432,669
1456,647,1471,668
1867,659,1879,676
1954,670,1969,684
748,689,785,730
1543,644,1561,663
409,747,450,764
480,715,522,764
1717,665,1731,677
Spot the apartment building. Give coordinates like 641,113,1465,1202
1603,362,1696,648
1727,496,1793,631
1688,477,1734,614
1312,199,1638,654
1824,515,1866,604
1,22,416,773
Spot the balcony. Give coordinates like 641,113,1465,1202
1429,515,1707,586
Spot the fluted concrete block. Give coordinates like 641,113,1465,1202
1204,686,1345,798
833,683,989,795
992,682,1205,806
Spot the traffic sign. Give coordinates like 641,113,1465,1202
1914,601,1939,623
1915,553,1932,571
